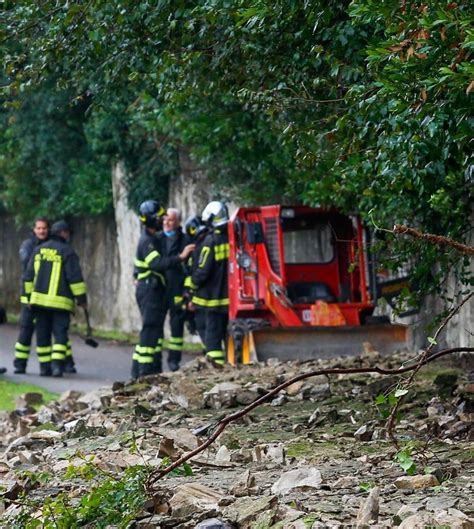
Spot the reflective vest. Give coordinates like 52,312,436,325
23,236,87,312
191,228,229,311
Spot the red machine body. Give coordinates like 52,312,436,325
227,205,408,363
229,205,374,325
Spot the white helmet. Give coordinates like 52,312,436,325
202,201,229,228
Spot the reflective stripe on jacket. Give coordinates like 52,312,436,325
133,229,181,287
23,235,87,312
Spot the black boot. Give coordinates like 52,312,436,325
13,359,27,374
151,353,163,374
39,362,52,377
138,363,155,377
51,360,64,378
131,359,139,379
167,351,181,372
64,357,77,374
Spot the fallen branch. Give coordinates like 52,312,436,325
146,345,474,491
393,224,474,256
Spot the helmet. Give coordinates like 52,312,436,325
184,215,207,240
138,200,165,229
201,201,229,228
51,220,71,235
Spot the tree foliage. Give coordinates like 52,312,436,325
0,0,472,295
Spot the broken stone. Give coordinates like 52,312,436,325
195,518,232,529
36,406,57,424
59,390,84,403
270,394,286,406
17,451,40,465
356,486,379,528
169,483,223,518
205,382,242,409
224,495,277,529
286,381,304,396
354,424,373,441
169,377,203,409
29,429,62,441
230,469,258,497
252,443,286,465
15,392,43,408
399,510,474,529
215,445,231,463
271,467,322,495
394,474,440,490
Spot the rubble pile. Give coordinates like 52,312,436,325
0,350,473,528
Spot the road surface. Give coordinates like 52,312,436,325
0,323,195,394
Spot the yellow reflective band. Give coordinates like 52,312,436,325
154,346,162,353
38,356,52,363
168,343,183,351
53,344,68,352
24,281,33,294
52,352,66,360
133,352,140,361
174,296,183,304
206,351,225,364
134,258,148,268
136,271,166,285
169,337,184,343
30,292,74,311
135,345,155,354
37,346,52,353
34,254,40,275
20,296,29,304
192,296,229,307
137,357,154,364
144,250,160,264
15,352,30,359
198,246,211,268
15,342,30,352
70,282,86,296
48,260,62,297
214,243,230,261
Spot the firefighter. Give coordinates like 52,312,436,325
191,201,230,367
13,217,50,374
23,220,87,377
133,200,194,378
183,214,209,344
158,208,188,372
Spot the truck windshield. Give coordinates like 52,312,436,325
283,221,334,264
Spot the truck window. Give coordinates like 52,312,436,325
283,221,334,264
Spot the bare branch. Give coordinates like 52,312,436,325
394,224,474,256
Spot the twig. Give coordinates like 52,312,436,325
146,345,473,491
386,291,474,446
393,224,474,256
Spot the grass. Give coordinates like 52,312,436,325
0,379,58,411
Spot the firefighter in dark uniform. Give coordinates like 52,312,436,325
183,215,209,344
23,220,87,377
133,200,194,378
191,201,230,367
158,208,188,372
13,217,49,374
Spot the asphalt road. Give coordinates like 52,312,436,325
0,323,195,394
